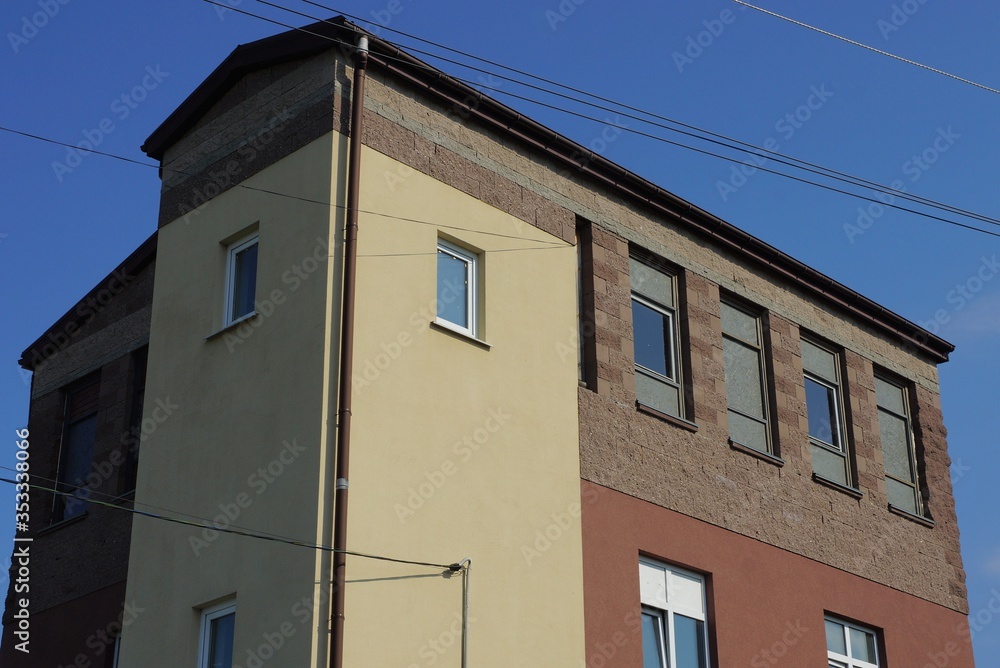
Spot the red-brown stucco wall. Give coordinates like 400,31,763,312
581,480,974,668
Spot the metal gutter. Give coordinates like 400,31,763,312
330,32,368,668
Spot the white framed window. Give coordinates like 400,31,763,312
639,558,709,668
631,256,684,419
802,337,852,487
198,601,236,668
826,617,880,668
721,299,772,454
436,240,478,337
875,373,923,515
224,233,259,326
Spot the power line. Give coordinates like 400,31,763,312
292,0,1000,227
7,7,1000,238
0,475,461,571
0,125,568,249
734,0,1000,96
204,1,1000,239
0,464,309,543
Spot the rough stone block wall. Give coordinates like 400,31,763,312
4,260,152,622
352,58,965,612
157,51,350,228
140,42,966,613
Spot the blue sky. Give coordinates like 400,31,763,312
1,0,998,664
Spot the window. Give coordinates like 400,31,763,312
721,299,771,454
576,220,598,390
199,601,236,668
631,256,684,418
801,337,852,487
224,233,258,326
639,558,709,668
54,376,100,523
826,617,880,668
875,374,923,515
121,346,147,495
436,240,478,337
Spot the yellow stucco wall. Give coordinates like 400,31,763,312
344,147,585,667
120,134,585,667
120,133,345,668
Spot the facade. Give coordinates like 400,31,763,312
1,235,155,667
3,16,974,668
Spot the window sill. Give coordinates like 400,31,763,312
39,511,88,535
431,320,492,350
729,439,784,467
812,473,863,499
636,402,698,433
205,312,259,341
888,504,935,528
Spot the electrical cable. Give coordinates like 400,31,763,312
198,0,1000,239
0,475,462,571
0,125,567,249
289,0,1000,227
734,0,1000,96
7,5,1000,237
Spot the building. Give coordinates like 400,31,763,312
1,234,155,667
3,16,974,668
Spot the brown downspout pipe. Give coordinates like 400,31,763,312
331,32,368,668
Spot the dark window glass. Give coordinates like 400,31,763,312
55,379,99,522
633,299,672,378
208,612,235,668
805,377,840,449
232,242,258,322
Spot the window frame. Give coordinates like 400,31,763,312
720,297,773,455
874,371,925,516
639,557,711,668
120,346,148,496
198,600,236,668
435,239,479,338
53,375,100,524
630,254,686,420
224,233,259,327
110,633,121,668
825,616,881,668
801,336,854,488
